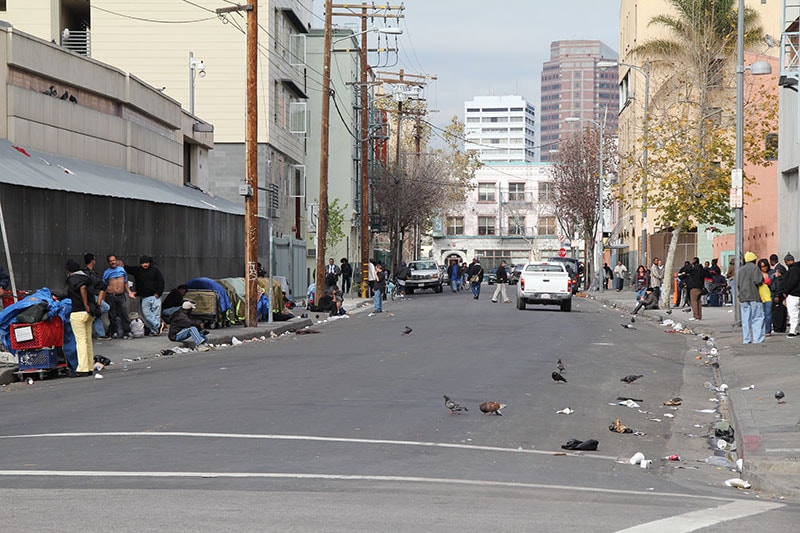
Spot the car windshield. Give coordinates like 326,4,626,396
410,262,435,270
525,264,565,273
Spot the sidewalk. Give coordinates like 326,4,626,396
0,295,374,385
588,287,800,499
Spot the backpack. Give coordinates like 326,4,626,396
130,318,145,338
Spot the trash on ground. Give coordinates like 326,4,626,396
663,454,681,461
695,409,717,414
556,407,574,415
609,418,633,434
629,452,645,465
561,438,599,451
231,336,243,345
705,456,737,469
617,399,640,408
663,398,682,406
741,384,755,391
725,478,751,489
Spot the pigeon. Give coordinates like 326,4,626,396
620,323,636,330
556,358,565,373
775,390,785,404
552,371,567,384
443,394,468,414
68,94,77,104
630,316,636,323
621,374,643,384
402,326,413,335
42,85,57,96
663,397,683,406
479,401,506,415
666,309,672,315
59,90,69,100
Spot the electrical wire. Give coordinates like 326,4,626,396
179,0,216,14
93,4,216,23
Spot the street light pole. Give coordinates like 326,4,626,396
733,0,744,326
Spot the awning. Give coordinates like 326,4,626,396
0,139,243,214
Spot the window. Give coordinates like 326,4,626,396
478,216,496,235
508,182,525,201
289,34,306,66
538,216,558,236
508,217,525,235
765,133,778,160
446,216,464,235
289,101,307,134
539,182,554,202
478,183,496,202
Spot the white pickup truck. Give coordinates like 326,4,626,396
516,261,573,312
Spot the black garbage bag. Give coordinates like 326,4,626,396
714,422,735,443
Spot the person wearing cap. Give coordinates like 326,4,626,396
167,300,210,351
124,255,165,336
66,259,98,376
782,253,800,337
736,251,765,344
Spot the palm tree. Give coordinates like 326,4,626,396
625,0,763,306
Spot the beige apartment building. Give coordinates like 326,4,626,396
0,0,313,294
616,0,782,272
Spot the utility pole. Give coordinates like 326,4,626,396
315,0,405,297
217,2,258,326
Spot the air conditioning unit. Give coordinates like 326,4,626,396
307,248,316,258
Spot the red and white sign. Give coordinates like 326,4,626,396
558,248,567,258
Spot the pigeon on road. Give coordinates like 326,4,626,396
552,371,567,384
443,394,468,414
556,358,565,373
775,390,785,404
621,374,643,384
479,401,506,416
402,326,413,335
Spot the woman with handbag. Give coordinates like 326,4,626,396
467,258,485,300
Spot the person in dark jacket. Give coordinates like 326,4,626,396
467,258,484,300
340,258,353,294
372,263,386,314
168,301,210,350
686,257,706,320
67,259,98,376
631,286,659,315
124,255,165,336
491,260,510,303
161,284,189,322
782,253,800,337
770,253,788,332
83,253,109,339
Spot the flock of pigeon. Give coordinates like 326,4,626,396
443,395,507,416
42,85,77,104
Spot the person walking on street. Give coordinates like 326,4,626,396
372,263,386,314
449,261,461,292
613,261,627,292
66,259,97,377
340,258,353,294
491,260,511,303
687,257,706,320
467,258,484,300
782,253,800,337
737,252,765,344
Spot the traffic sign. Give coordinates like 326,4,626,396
558,248,567,258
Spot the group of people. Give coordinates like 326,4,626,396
737,252,800,345
610,258,665,316
65,253,210,377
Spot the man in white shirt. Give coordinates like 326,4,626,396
613,261,628,292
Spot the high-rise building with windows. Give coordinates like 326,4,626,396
464,95,536,162
540,40,619,162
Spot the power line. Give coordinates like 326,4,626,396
93,4,216,23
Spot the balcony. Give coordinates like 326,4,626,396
62,29,91,57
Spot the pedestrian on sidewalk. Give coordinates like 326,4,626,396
769,253,788,333
491,260,511,303
82,253,109,339
758,258,774,336
613,261,627,292
124,255,165,336
603,263,613,290
783,253,800,337
66,259,97,377
467,258,484,300
372,263,386,313
737,252,765,344
340,258,353,294
686,257,705,320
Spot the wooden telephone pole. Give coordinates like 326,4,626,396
217,1,258,326
319,3,404,298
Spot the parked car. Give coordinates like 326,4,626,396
547,256,581,294
405,260,444,294
488,267,511,285
509,264,524,285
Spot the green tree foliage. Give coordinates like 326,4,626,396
326,198,348,250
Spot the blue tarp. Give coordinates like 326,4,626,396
185,277,231,313
0,288,77,371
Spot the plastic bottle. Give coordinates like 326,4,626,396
664,454,681,461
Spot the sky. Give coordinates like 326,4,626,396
311,1,621,129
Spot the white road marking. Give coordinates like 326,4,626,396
615,500,783,532
0,431,620,461
0,469,750,503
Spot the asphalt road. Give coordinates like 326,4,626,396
0,286,795,531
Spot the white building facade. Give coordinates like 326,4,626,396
431,163,576,272
464,96,536,163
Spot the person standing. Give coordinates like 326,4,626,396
325,258,340,289
602,263,613,290
467,258,484,300
449,261,461,292
649,257,664,296
685,257,706,320
340,258,353,294
82,253,109,339
491,260,511,303
66,259,97,377
757,258,774,337
367,259,377,297
102,254,133,339
613,261,627,292
395,261,408,297
769,253,788,333
372,263,386,314
124,255,165,336
737,252,765,344
782,253,800,337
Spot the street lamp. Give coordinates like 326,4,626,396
598,59,650,268
733,0,772,325
189,51,205,116
565,114,606,292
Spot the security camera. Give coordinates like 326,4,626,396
198,69,207,78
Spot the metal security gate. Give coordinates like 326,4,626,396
273,237,307,301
